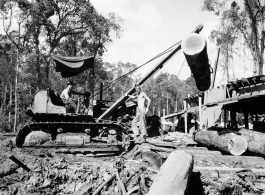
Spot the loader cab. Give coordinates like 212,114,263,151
30,88,67,114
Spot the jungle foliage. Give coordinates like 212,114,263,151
0,0,198,132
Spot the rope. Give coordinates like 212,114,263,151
177,59,186,78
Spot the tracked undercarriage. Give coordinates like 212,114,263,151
16,88,132,156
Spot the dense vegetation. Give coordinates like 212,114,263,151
0,0,199,133
203,0,265,80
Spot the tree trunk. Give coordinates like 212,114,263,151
1,82,7,112
259,29,265,75
225,44,229,82
13,51,19,132
9,80,12,125
34,33,42,89
147,151,193,195
194,129,248,156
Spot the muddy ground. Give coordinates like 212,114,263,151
1,133,265,195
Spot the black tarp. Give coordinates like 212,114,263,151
51,55,94,78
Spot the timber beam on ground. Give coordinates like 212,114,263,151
194,166,265,176
194,155,265,169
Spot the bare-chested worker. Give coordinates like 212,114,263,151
60,81,77,113
125,84,151,143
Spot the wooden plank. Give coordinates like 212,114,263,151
8,155,31,172
194,166,265,176
186,150,222,156
148,151,193,195
176,146,208,151
194,155,265,168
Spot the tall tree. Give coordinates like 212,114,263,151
0,0,31,131
203,0,265,75
144,72,196,116
0,0,123,131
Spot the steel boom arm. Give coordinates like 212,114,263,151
97,24,204,120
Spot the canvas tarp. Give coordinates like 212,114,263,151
201,85,226,128
51,55,94,78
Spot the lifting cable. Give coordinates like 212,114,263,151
177,59,186,78
90,40,181,99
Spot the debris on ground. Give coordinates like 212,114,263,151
1,133,265,195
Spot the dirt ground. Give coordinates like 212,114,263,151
0,135,156,195
1,133,265,195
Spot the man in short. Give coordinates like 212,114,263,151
60,81,77,113
126,84,151,143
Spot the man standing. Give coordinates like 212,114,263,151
60,81,77,113
126,84,151,143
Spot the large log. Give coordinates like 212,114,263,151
181,33,211,91
239,129,265,156
194,130,248,156
147,151,193,195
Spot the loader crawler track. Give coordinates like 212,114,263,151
16,119,130,155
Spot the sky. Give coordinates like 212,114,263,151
0,0,253,86
90,0,222,82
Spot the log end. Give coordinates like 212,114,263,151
181,33,206,55
228,135,248,156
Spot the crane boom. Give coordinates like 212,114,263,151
97,24,204,120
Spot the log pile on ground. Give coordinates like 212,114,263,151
1,132,265,195
194,129,248,156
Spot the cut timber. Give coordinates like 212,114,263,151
185,150,222,156
194,155,265,168
181,33,211,91
194,166,265,176
194,130,248,156
239,129,265,156
150,145,222,155
8,155,31,172
147,151,193,195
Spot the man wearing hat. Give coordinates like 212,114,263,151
60,81,77,113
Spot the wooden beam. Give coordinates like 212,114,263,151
194,166,265,176
148,151,193,195
8,155,31,172
193,155,265,169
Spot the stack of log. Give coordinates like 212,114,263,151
194,128,265,157
194,129,248,156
